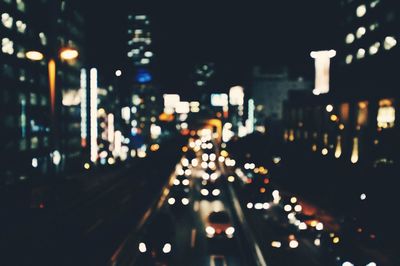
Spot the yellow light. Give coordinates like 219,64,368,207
312,144,317,152
60,48,79,60
310,221,318,227
290,197,297,204
25,50,44,61
335,135,342,158
322,148,328,155
332,237,340,244
220,150,229,157
150,144,160,152
351,137,359,164
289,129,295,141
228,176,235,182
339,124,345,130
260,187,266,193
330,114,338,122
84,163,90,170
182,146,188,152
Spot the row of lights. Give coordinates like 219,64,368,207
346,36,397,64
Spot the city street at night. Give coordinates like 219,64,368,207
1,1,399,266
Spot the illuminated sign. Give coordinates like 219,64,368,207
211,93,228,107
80,69,87,147
90,68,98,162
310,50,336,95
229,86,244,106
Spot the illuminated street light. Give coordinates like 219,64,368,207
59,47,79,60
25,50,44,61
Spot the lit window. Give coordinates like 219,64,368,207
383,36,397,50
369,42,380,55
2,38,14,55
356,5,367,17
16,20,27,33
370,0,380,8
357,101,368,126
345,33,355,44
356,27,366,39
39,32,47,46
377,99,395,128
1,13,13,29
369,23,379,31
356,48,365,59
345,54,353,64
16,0,26,12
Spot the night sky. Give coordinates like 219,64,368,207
83,1,340,96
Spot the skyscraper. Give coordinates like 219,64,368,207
0,0,86,185
336,0,399,96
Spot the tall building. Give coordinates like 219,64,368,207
336,0,399,97
124,13,162,154
1,0,50,185
0,0,86,185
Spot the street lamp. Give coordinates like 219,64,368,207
26,46,79,170
26,47,79,116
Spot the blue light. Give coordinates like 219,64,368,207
136,70,152,83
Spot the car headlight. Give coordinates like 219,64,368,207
162,243,172,254
212,189,221,196
289,239,299,248
201,189,209,196
225,226,235,235
138,242,147,253
246,202,253,209
173,179,180,186
181,198,189,205
168,198,175,205
182,179,190,186
205,226,215,236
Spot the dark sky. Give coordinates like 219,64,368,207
83,1,340,96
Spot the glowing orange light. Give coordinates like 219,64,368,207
60,47,79,60
48,59,56,115
182,146,188,152
260,187,266,193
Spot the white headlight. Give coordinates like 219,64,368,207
181,198,189,205
173,179,180,186
210,173,218,180
284,204,292,212
366,262,376,266
294,204,302,212
225,226,235,235
201,189,209,196
316,222,324,231
263,202,270,209
205,226,215,236
139,242,147,253
212,189,221,196
162,243,171,254
271,241,281,248
168,198,176,205
247,202,253,209
255,203,263,210
342,262,354,266
298,222,307,230
289,239,299,248
182,179,190,186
